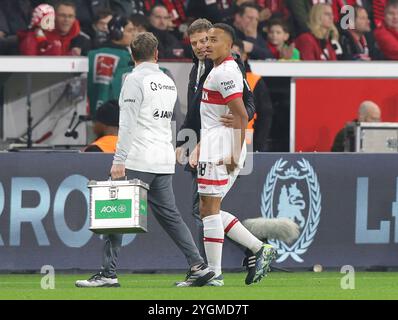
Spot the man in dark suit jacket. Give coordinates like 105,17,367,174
175,20,256,280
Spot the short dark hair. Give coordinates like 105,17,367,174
93,9,113,24
268,18,290,34
236,3,260,16
187,18,213,36
95,100,119,127
233,38,244,54
212,23,236,43
54,0,76,12
130,13,150,30
131,32,158,62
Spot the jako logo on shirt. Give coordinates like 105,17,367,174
153,109,173,120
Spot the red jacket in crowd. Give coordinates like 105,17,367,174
295,32,337,60
44,19,81,55
18,28,62,55
374,23,398,60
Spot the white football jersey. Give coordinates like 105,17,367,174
199,56,244,163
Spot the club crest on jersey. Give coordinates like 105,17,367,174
261,158,322,263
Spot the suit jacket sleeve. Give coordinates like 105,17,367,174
253,79,273,152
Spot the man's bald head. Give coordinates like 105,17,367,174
358,101,381,122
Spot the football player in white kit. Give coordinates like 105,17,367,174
189,24,277,286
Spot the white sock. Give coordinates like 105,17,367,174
221,210,263,254
203,214,224,277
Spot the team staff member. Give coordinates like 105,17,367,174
76,32,214,288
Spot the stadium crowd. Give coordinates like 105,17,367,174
0,0,398,60
0,0,396,152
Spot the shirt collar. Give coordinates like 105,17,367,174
133,61,160,72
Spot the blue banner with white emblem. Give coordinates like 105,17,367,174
0,152,397,271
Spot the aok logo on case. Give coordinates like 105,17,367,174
95,199,132,219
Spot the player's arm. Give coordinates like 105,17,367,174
111,75,143,179
227,97,248,171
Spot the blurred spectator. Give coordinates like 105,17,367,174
186,0,234,24
87,15,135,115
331,100,381,152
257,0,291,27
84,100,119,153
0,0,32,36
295,3,340,60
285,0,312,36
149,5,185,58
86,9,113,49
157,0,188,29
267,18,300,60
45,1,91,55
374,0,398,60
109,0,147,17
130,13,150,33
330,0,362,23
72,0,110,34
233,3,274,60
340,5,382,60
232,38,273,152
0,0,31,54
17,4,62,56
374,0,387,28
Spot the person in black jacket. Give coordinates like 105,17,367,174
232,38,273,152
175,19,256,280
86,8,113,49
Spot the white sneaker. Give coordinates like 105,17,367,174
175,263,215,287
205,275,224,287
75,272,120,288
176,274,224,287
